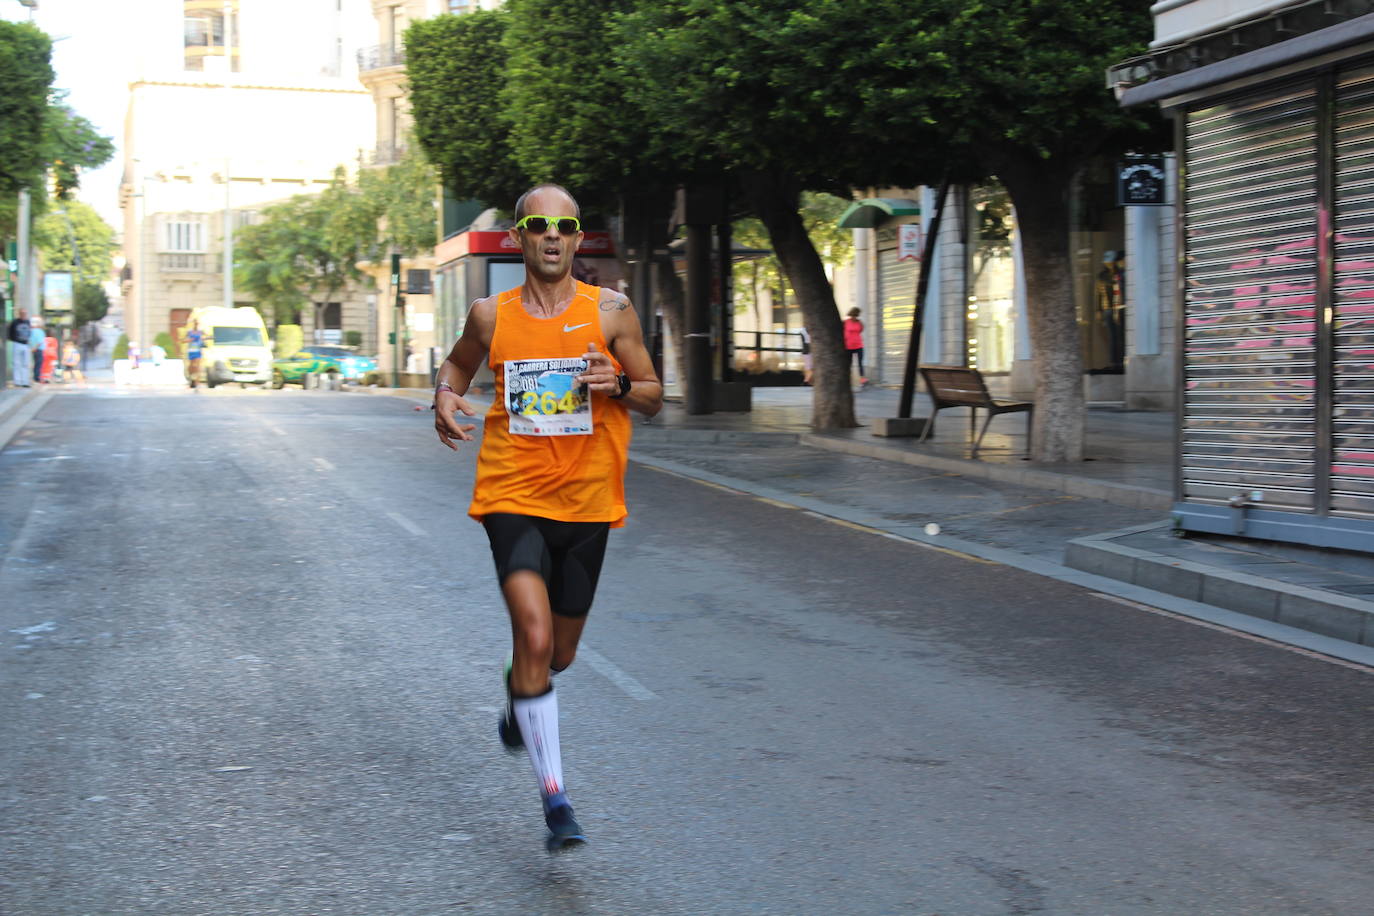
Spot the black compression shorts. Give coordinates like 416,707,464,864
482,513,611,618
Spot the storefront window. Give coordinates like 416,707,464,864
1071,160,1127,372
969,184,1017,373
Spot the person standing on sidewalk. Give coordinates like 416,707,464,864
844,306,868,387
61,338,83,384
431,183,663,850
7,309,33,388
28,316,45,384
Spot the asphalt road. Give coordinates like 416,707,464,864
3,387,1374,916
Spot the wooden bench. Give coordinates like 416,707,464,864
918,365,1033,458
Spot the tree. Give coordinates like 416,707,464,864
619,0,1158,454
408,5,694,385
407,11,528,208
734,192,854,366
500,0,693,389
356,148,439,257
33,200,117,326
614,0,951,428
235,155,439,326
0,21,53,196
236,193,338,325
43,102,116,200
907,0,1161,460
33,200,116,287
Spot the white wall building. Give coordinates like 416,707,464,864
120,0,376,355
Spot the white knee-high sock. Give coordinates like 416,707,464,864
513,687,564,800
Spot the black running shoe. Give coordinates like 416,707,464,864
498,656,523,752
543,794,586,851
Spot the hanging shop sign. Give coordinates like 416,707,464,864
43,271,73,312
897,224,923,262
1116,156,1168,206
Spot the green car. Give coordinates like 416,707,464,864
271,350,341,388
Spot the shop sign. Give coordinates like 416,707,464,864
1117,157,1168,206
465,230,617,256
897,224,923,262
43,271,73,311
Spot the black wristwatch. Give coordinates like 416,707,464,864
609,372,631,399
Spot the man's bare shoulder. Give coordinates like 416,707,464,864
597,287,633,313
467,295,498,326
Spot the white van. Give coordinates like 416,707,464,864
185,306,273,388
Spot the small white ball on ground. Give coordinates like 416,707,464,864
924,523,940,536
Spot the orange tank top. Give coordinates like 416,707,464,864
468,281,633,527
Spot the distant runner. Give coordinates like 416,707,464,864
432,183,663,850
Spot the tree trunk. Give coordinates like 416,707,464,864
745,171,855,429
652,251,687,390
995,159,1084,462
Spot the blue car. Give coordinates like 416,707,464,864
301,346,377,381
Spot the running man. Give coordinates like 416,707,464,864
184,322,204,388
432,184,663,850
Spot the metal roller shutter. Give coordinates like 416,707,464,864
1333,65,1374,517
1182,82,1320,512
876,239,917,386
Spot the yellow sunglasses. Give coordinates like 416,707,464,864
516,214,581,235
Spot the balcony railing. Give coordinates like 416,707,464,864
357,44,405,73
160,253,206,272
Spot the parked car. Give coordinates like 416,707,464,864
300,346,377,381
271,349,341,388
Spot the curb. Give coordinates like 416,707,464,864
0,389,36,422
0,388,52,452
1065,523,1374,647
800,432,1172,512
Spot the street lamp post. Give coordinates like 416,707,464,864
222,0,233,311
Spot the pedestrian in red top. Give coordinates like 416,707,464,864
843,307,868,388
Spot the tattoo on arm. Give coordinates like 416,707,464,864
599,293,630,312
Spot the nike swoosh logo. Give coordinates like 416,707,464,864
563,322,592,333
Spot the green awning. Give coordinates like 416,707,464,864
837,197,921,228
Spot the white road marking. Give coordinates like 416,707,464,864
386,511,426,536
578,645,658,701
312,457,336,472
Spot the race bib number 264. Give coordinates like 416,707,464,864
504,358,593,436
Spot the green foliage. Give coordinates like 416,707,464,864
0,21,54,195
33,200,117,289
236,154,438,324
407,11,528,207
236,169,366,324
154,331,178,359
74,282,108,326
358,149,439,256
113,333,127,360
503,0,654,198
344,330,362,348
43,102,115,199
275,324,303,359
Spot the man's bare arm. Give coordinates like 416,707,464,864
585,288,663,417
434,297,496,449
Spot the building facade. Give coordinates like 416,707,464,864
1113,0,1374,551
120,0,376,356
